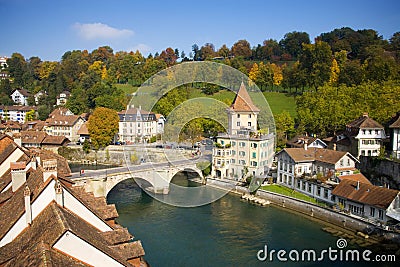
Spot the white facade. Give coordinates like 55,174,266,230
355,127,385,157
276,148,359,204
212,134,275,180
118,107,159,143
212,82,275,180
11,89,29,106
0,106,37,123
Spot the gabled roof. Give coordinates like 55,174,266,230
286,136,327,148
42,135,70,146
20,130,47,144
332,180,399,209
0,135,25,166
0,202,142,266
0,121,21,130
338,173,372,185
0,105,37,112
280,147,350,165
389,114,400,128
346,113,383,130
21,120,46,131
11,88,30,97
77,121,89,135
229,82,260,112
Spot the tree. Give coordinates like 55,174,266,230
88,107,119,150
217,44,230,58
279,31,310,59
199,43,216,60
329,59,340,85
7,53,27,87
25,109,36,122
231,39,252,59
299,41,333,90
192,44,200,61
275,111,295,149
158,47,177,66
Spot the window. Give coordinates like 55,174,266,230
370,207,375,217
231,159,236,164
237,122,240,126
324,188,328,198
231,141,236,147
239,151,246,157
302,182,306,191
347,159,350,166
317,186,321,196
251,143,258,148
340,160,344,166
361,150,365,156
297,167,302,174
369,130,372,135
296,180,301,189
251,161,257,167
248,114,251,118
252,152,256,158
221,140,224,145
239,142,246,147
308,183,312,193
231,150,236,156
237,114,240,118
378,210,384,220
362,130,366,135
375,130,379,135
248,122,251,127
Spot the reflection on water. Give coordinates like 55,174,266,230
107,173,395,267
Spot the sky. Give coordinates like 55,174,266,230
1,0,399,61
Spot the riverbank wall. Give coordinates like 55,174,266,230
205,178,400,244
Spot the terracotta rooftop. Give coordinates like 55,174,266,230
21,120,46,131
0,121,21,130
389,114,400,128
0,202,143,266
20,130,47,144
77,121,89,135
282,148,351,165
0,135,21,165
229,82,260,112
42,135,70,146
10,161,26,170
346,113,384,130
0,105,37,111
12,88,30,97
332,180,399,209
338,173,372,185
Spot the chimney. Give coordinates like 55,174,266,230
11,162,27,192
54,180,64,207
139,105,141,110
42,159,57,182
24,185,32,225
356,181,360,190
27,156,37,170
362,112,368,118
304,143,308,151
333,144,337,151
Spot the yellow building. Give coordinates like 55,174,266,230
211,82,274,180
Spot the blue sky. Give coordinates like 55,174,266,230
1,0,399,61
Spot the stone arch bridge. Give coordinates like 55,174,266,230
72,163,204,197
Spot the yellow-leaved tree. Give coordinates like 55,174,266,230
329,58,340,85
88,107,119,150
248,63,259,86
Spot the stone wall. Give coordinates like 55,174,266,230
358,156,400,189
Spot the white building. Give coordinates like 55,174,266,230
0,56,8,69
276,147,360,204
118,106,159,143
332,180,400,224
56,91,70,106
389,114,400,159
44,107,85,142
211,82,275,180
0,105,37,123
329,113,386,158
11,88,30,106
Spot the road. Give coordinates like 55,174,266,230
70,154,211,179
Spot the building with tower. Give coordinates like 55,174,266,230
211,82,274,181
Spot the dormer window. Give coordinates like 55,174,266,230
375,130,379,135
362,130,366,135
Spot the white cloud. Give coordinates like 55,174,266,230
74,22,134,40
128,44,151,54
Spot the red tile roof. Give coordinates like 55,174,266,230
282,147,349,165
332,180,399,209
389,115,400,128
346,113,383,129
229,82,260,112
338,173,372,185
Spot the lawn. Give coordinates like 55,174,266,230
263,92,297,118
188,88,297,118
260,184,326,207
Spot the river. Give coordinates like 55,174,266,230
107,173,396,267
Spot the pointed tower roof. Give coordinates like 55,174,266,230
229,82,260,112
